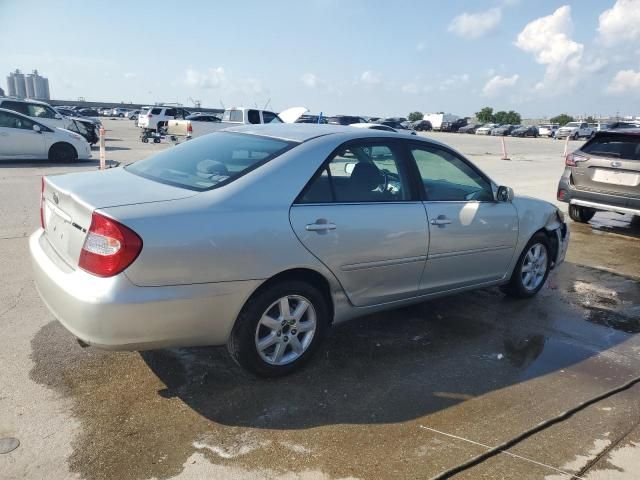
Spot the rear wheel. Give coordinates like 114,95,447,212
568,204,596,223
503,233,551,298
227,280,329,377
48,143,77,162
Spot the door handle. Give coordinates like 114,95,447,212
430,216,452,226
306,220,337,232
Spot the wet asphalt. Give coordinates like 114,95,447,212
1,121,640,479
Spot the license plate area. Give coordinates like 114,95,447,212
592,169,639,186
44,200,73,254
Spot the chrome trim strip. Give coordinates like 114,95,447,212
428,245,513,260
341,255,427,271
570,199,640,216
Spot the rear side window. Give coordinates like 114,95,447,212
581,135,640,160
1,101,29,115
247,109,260,124
164,108,176,117
126,132,295,191
150,108,162,115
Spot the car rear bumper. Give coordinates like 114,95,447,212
557,173,640,215
30,229,260,350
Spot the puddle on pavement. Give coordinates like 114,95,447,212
29,263,640,480
587,213,640,239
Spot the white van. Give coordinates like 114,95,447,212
0,98,71,130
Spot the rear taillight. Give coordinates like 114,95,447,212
565,152,588,166
40,177,45,229
187,123,193,134
78,212,142,277
147,113,153,118
557,189,566,201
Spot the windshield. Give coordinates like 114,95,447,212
565,122,580,127
126,132,295,191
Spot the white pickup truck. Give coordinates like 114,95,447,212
555,122,595,140
166,107,284,140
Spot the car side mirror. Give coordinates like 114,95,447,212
496,186,514,202
33,124,42,133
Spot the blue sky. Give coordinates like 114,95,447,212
2,0,639,118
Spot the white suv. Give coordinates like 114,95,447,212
0,98,71,130
137,106,191,132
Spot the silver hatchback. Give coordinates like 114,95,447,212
31,124,569,376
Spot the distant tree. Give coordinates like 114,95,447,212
493,111,508,124
408,111,424,122
550,114,575,126
476,107,494,123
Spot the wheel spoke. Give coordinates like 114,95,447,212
272,342,286,363
297,319,316,333
289,336,304,354
260,314,281,332
279,297,292,319
291,300,309,321
521,264,532,273
523,272,533,288
257,333,278,351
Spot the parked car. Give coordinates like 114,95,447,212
350,122,417,135
423,113,459,131
475,123,499,135
411,120,432,131
491,125,518,136
295,115,328,124
0,108,91,161
31,124,568,376
458,123,481,134
557,129,640,223
589,122,611,132
510,125,539,137
538,124,559,138
327,115,367,125
166,107,282,140
110,107,131,117
66,117,100,145
607,121,640,130
185,113,221,122
377,119,413,130
125,109,141,120
556,122,595,140
138,106,191,133
0,98,72,130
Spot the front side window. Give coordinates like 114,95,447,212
126,132,294,191
297,143,411,203
410,146,494,202
27,104,56,118
0,110,35,130
164,108,176,117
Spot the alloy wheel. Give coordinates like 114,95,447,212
521,243,548,291
254,295,317,366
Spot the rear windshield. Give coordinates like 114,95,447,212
125,132,296,191
581,134,640,160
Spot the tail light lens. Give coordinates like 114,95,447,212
187,123,193,134
79,212,142,277
566,153,588,166
40,177,45,229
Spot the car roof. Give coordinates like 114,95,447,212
224,123,451,146
0,97,49,106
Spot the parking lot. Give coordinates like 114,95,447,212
2,120,640,479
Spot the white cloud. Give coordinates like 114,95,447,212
184,67,225,89
607,69,640,94
440,73,470,90
416,42,426,52
482,74,519,97
301,73,319,88
123,72,136,79
514,6,583,92
360,71,381,85
598,0,640,47
448,8,501,39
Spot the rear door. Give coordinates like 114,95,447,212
0,110,46,158
408,144,518,292
572,133,640,199
290,140,428,306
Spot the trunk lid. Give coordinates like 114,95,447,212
42,167,196,268
572,131,640,197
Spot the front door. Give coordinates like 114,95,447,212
290,141,428,307
408,144,519,292
0,110,46,158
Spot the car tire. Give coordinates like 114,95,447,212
227,280,329,377
48,143,78,162
572,132,579,140
568,204,596,223
502,232,552,299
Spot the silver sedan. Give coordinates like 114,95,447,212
31,124,569,376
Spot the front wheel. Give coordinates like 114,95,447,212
228,280,329,377
502,233,551,298
572,132,579,140
48,143,78,162
568,204,596,223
